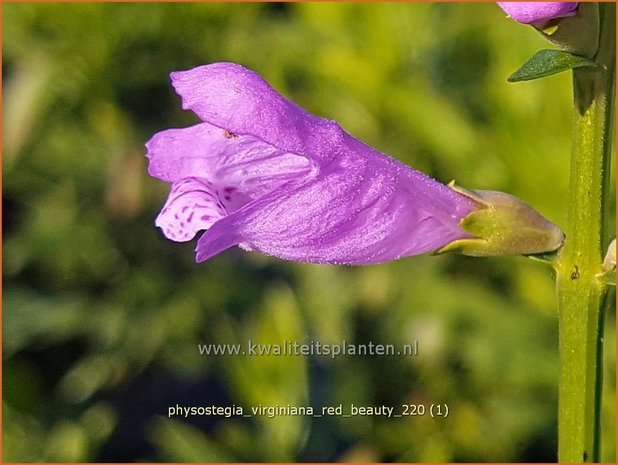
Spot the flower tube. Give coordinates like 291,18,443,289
147,63,563,264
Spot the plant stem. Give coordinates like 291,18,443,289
556,3,615,462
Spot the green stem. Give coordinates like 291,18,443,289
556,3,615,463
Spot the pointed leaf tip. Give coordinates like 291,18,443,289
508,49,598,82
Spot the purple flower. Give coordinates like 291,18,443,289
497,2,578,26
146,62,477,265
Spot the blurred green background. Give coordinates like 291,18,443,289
2,2,615,462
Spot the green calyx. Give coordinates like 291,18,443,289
437,183,565,258
538,2,599,58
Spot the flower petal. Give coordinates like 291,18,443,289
146,122,314,194
497,2,578,25
150,62,478,265
155,177,227,242
147,122,316,242
170,62,345,166
196,137,476,265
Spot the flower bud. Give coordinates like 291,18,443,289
498,2,599,58
437,184,565,257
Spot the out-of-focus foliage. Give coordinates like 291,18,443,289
2,3,615,462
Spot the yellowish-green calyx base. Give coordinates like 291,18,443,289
437,183,565,257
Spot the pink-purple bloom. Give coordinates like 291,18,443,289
497,2,578,26
146,62,477,265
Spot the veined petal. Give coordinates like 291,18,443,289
155,177,226,242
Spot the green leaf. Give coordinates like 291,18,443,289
508,49,598,82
